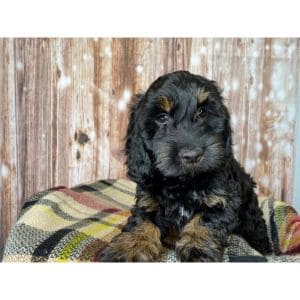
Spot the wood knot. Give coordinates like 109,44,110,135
74,130,90,145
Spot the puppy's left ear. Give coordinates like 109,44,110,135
125,95,152,185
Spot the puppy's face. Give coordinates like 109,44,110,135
126,71,232,182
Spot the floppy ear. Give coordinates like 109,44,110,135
125,95,152,184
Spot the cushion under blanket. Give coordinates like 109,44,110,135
3,179,300,262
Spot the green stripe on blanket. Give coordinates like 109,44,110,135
3,179,300,262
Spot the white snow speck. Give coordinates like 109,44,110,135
261,175,270,187
283,142,292,157
191,55,200,66
214,42,220,50
223,80,230,94
267,140,272,147
89,131,96,142
249,88,257,101
1,164,9,178
252,50,259,58
288,43,296,58
265,110,271,117
233,145,239,154
287,106,296,122
231,79,239,91
118,99,127,111
136,65,143,74
104,46,112,58
16,61,24,70
272,43,285,56
255,142,262,153
200,46,206,55
123,89,131,102
277,90,286,101
245,159,255,172
231,114,238,127
58,74,71,90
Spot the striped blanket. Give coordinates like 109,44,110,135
3,179,300,262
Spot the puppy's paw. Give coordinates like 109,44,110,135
176,230,224,262
100,224,162,262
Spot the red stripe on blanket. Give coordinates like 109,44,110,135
288,215,300,227
56,187,121,212
285,244,300,255
285,215,300,236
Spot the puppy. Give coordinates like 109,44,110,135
101,70,272,262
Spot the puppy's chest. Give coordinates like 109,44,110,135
157,189,204,228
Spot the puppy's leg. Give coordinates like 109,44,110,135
100,218,162,262
176,192,241,262
176,214,224,262
101,191,163,262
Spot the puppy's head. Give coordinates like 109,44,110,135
125,71,232,184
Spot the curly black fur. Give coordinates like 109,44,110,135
101,71,272,262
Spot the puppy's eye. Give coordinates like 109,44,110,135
195,107,207,119
156,113,169,124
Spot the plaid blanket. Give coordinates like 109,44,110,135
3,179,300,262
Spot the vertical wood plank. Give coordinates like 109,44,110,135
0,39,18,246
53,38,96,186
92,38,113,179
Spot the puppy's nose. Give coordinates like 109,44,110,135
179,149,203,163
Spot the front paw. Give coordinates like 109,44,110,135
100,230,162,262
176,231,224,262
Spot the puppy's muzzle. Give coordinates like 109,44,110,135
179,148,203,164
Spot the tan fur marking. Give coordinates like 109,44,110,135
176,214,224,261
159,96,173,112
204,194,227,208
137,192,159,212
179,214,210,241
197,88,210,104
102,221,162,261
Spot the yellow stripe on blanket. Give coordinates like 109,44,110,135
78,212,129,239
19,204,78,232
109,179,136,194
99,186,136,207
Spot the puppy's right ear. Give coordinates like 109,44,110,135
125,94,151,184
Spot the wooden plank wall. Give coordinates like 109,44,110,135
0,38,299,247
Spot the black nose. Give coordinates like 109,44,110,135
179,149,203,163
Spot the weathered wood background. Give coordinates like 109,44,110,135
0,38,299,247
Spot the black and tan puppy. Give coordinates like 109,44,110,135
101,70,272,262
